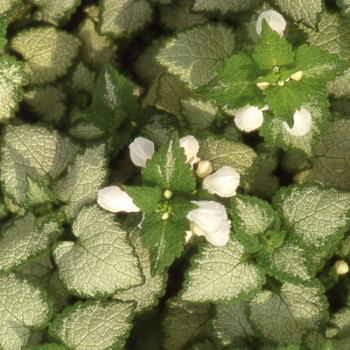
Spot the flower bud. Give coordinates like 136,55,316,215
196,160,213,178
129,137,155,167
163,189,173,199
290,71,303,81
256,82,270,90
277,80,285,87
335,260,349,275
162,212,169,220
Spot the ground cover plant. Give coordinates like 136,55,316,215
0,0,350,349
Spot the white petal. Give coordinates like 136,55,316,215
179,135,200,166
282,107,312,137
256,10,287,37
97,186,140,213
204,219,231,246
129,137,155,167
202,166,240,197
187,201,228,235
234,105,264,132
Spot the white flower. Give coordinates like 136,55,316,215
129,135,200,168
97,186,140,213
179,135,200,167
256,10,287,37
282,107,312,137
234,104,269,132
186,201,231,246
202,166,240,197
129,137,155,167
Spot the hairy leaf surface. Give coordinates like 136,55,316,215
53,205,143,297
249,282,327,346
11,27,81,84
50,300,135,350
181,238,265,303
157,24,235,88
0,273,51,350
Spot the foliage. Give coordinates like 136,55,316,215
0,0,349,349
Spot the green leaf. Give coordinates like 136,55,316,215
19,252,71,315
172,195,196,219
0,124,79,206
113,228,167,312
181,237,265,303
211,301,255,347
32,0,81,26
243,145,280,200
302,12,350,62
84,63,138,132
123,186,162,214
263,81,305,119
198,135,258,175
253,20,295,71
229,195,281,253
295,119,350,190
0,0,21,14
70,62,95,93
26,175,58,210
159,0,207,32
69,121,104,141
142,72,192,118
140,107,180,146
11,27,81,84
163,298,210,350
99,0,153,37
78,18,116,70
337,0,350,19
259,97,330,156
0,213,62,272
0,1,21,49
326,307,350,340
140,213,188,276
295,44,349,92
196,52,262,109
157,24,235,88
53,205,143,297
188,339,217,350
180,98,218,130
192,0,260,14
24,345,68,350
257,241,314,284
0,55,27,122
0,273,52,350
327,68,350,99
249,282,327,346
143,132,196,193
24,85,66,124
273,184,350,250
271,0,323,29
52,144,108,220
49,300,135,350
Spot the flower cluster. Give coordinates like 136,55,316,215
231,10,312,137
98,135,240,246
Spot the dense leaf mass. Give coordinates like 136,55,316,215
0,0,349,349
